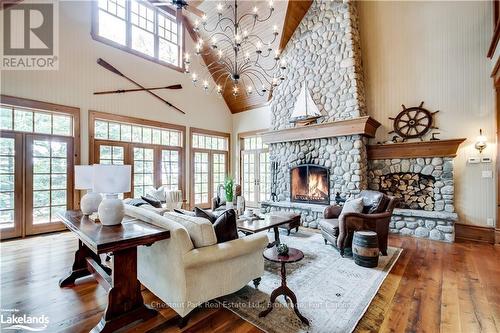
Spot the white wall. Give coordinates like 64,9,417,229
358,1,496,227
1,1,232,202
232,1,496,228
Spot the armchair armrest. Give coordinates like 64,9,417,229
211,197,219,210
183,233,268,269
323,205,342,219
342,211,392,220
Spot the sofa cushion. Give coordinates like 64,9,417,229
194,207,217,223
141,195,162,208
163,212,217,248
319,218,339,237
360,190,386,214
174,208,196,217
213,209,239,244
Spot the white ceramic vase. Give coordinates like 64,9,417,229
80,190,102,215
98,194,124,226
226,201,234,209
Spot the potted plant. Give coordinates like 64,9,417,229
224,175,234,209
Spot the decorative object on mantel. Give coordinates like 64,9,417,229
260,116,381,144
96,58,185,114
388,101,439,141
475,129,487,153
289,82,323,126
367,138,466,160
430,132,441,141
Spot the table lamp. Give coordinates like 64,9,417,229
93,164,131,226
75,165,102,215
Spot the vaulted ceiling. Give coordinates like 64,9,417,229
182,0,313,114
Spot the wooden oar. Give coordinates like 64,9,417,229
97,58,185,114
94,84,182,95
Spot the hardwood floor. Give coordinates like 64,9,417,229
1,231,499,332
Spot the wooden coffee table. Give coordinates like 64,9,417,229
237,212,300,248
259,247,309,325
58,210,170,333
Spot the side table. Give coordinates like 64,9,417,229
258,247,309,325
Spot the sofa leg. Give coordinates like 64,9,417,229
287,229,291,236
178,313,191,329
381,249,388,256
253,277,262,289
324,239,328,245
295,226,299,233
340,249,345,257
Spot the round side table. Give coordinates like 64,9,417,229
258,247,309,326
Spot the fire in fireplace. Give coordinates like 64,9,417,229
290,165,330,205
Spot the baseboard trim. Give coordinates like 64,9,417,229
455,223,495,244
495,229,500,245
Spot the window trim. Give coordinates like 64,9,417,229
189,127,231,209
90,0,185,72
89,110,186,201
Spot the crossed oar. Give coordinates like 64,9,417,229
96,58,185,115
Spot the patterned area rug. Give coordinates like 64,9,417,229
218,229,402,333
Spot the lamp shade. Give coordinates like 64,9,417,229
74,165,94,190
92,164,131,194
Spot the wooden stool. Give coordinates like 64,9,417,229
352,231,379,268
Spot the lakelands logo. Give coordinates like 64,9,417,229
1,1,59,70
0,310,49,331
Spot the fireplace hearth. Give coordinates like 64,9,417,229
290,165,330,205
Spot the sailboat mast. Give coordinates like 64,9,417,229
304,81,308,117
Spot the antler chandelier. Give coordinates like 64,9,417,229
184,0,286,97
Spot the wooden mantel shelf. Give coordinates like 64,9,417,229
260,116,381,144
367,138,466,160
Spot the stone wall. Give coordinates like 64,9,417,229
270,0,366,130
390,209,457,242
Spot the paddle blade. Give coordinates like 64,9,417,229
97,58,124,77
166,84,182,89
185,5,204,17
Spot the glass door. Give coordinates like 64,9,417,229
242,152,257,207
25,134,74,235
192,151,210,207
212,152,227,197
258,151,271,203
0,132,22,239
133,147,155,198
241,151,271,207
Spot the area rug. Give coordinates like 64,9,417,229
218,229,402,333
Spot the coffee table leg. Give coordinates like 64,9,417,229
91,247,156,333
267,226,281,248
60,240,109,287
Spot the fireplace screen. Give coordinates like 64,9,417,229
290,165,330,205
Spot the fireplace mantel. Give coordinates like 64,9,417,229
260,116,381,144
367,139,466,160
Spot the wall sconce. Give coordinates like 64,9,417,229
474,129,487,153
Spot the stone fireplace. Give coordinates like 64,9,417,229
290,164,330,205
379,173,435,210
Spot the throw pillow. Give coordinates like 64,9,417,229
339,197,364,222
148,187,166,203
125,198,149,207
141,195,162,208
194,207,217,223
213,209,239,243
174,208,196,217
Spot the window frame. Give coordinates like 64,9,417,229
190,127,231,209
91,0,185,72
89,110,186,201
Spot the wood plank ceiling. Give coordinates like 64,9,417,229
183,0,312,114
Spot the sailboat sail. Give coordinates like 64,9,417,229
290,84,322,120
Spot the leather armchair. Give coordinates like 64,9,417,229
211,184,243,211
319,190,397,256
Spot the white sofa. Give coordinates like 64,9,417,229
124,205,269,318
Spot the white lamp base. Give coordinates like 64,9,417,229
81,191,102,215
98,194,124,226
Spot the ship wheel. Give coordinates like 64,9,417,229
389,102,439,141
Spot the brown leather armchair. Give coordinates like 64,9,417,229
319,190,397,256
211,184,243,212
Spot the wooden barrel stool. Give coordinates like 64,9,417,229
352,231,379,268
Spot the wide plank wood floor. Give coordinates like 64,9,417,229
1,231,499,332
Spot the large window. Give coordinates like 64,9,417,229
190,129,230,208
0,96,80,240
239,133,270,207
92,0,183,69
90,111,185,200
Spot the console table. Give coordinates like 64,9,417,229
58,210,170,333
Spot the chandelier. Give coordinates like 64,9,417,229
183,0,287,97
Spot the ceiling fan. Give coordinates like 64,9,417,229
151,0,205,19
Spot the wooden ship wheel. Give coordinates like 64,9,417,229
389,102,439,141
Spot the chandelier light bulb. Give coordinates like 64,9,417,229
217,85,222,94
232,86,239,96
268,0,274,8
185,64,190,73
184,53,190,63
253,6,258,14
235,34,241,44
203,80,209,90
211,36,217,48
272,77,278,86
261,84,267,92
245,52,250,60
280,58,286,69
202,14,207,22
194,19,200,28
273,25,278,33
246,86,253,94
274,49,280,60
218,49,223,58
256,41,262,53
192,73,198,82
243,29,248,37
216,3,223,13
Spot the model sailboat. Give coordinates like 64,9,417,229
289,83,323,126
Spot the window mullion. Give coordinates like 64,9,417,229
154,10,159,60
126,0,131,48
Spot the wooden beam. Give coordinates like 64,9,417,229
367,139,466,160
260,116,381,144
279,0,313,51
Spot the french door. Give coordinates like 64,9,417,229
242,151,271,207
192,150,228,208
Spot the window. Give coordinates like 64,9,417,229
93,0,183,69
190,129,230,208
240,132,270,207
0,96,80,240
90,111,185,201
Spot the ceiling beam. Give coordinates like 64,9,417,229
279,0,313,51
